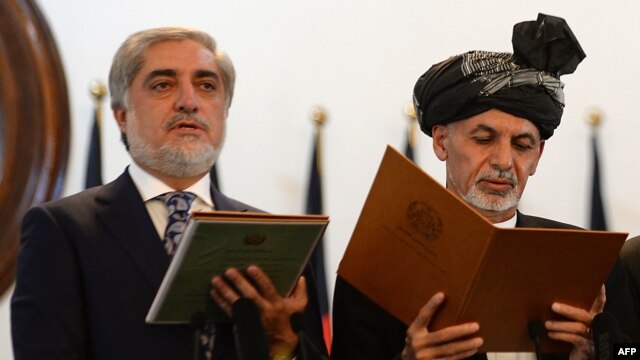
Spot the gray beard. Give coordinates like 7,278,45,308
449,166,520,212
462,186,520,212
129,134,222,178
125,110,223,178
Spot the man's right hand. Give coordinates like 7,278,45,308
402,292,483,360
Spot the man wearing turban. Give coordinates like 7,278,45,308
332,14,639,360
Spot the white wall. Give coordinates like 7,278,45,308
2,1,639,358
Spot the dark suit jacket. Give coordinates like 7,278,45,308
330,212,638,360
11,170,327,359
620,235,640,341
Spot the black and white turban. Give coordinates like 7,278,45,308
413,13,586,139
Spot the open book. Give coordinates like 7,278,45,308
337,146,627,352
146,211,329,324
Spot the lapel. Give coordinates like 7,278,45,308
515,211,528,228
91,172,253,291
95,170,171,289
210,184,251,212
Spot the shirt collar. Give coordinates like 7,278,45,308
128,162,214,208
493,213,518,228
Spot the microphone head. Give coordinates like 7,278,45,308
593,311,623,342
290,312,304,334
190,312,206,331
231,298,269,360
592,312,623,360
528,319,547,340
232,297,260,321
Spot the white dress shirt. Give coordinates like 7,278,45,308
128,162,215,239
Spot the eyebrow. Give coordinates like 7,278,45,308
142,69,177,86
142,69,220,86
471,124,538,143
471,124,497,135
512,133,537,144
194,69,220,80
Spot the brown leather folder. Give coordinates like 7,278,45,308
337,145,627,352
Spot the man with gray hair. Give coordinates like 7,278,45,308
11,27,326,359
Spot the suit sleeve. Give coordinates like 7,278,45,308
331,276,407,360
11,206,90,359
603,257,640,341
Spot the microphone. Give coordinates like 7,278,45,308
290,312,326,360
232,298,269,360
290,312,309,360
190,312,206,360
290,312,304,334
528,320,547,360
592,312,623,360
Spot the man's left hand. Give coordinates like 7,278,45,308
210,265,307,359
545,285,606,360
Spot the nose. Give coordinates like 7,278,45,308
489,141,513,171
174,83,198,113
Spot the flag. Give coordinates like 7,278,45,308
85,102,103,188
403,128,415,162
589,133,607,230
403,103,417,162
306,123,331,353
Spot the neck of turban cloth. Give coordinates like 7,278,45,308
413,13,586,140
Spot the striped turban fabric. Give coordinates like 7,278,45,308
413,13,586,140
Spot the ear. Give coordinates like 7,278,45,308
528,139,546,176
113,107,128,133
431,125,449,161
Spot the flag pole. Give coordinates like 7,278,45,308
309,106,327,174
403,102,418,161
89,80,107,128
307,105,332,353
586,107,603,132
85,80,107,188
585,107,607,231
404,102,417,148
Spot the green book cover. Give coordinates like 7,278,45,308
146,211,329,324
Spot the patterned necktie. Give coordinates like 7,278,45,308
162,191,196,256
162,191,217,358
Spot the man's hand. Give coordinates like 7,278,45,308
546,285,606,360
210,265,307,359
402,292,483,360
